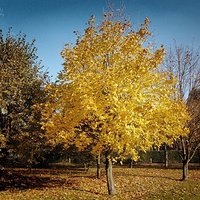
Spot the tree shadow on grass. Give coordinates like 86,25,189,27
0,169,77,191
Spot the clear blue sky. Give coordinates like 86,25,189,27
0,0,200,80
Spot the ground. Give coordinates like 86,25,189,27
0,165,200,200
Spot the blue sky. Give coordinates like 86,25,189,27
0,0,200,80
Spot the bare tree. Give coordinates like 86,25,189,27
164,41,200,180
164,41,200,99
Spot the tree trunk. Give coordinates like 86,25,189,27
130,159,133,168
164,144,169,168
83,162,88,171
105,155,116,195
96,153,101,179
182,160,189,180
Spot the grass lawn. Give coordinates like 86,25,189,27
0,166,200,199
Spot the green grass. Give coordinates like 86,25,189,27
0,166,199,199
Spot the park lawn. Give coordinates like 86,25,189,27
0,167,200,200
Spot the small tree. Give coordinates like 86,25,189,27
164,42,200,180
42,16,189,195
177,87,200,180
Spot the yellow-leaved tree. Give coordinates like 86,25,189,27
42,16,189,195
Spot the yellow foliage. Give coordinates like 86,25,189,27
41,16,190,160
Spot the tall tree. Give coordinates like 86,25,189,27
42,16,189,195
0,29,48,167
164,42,200,180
